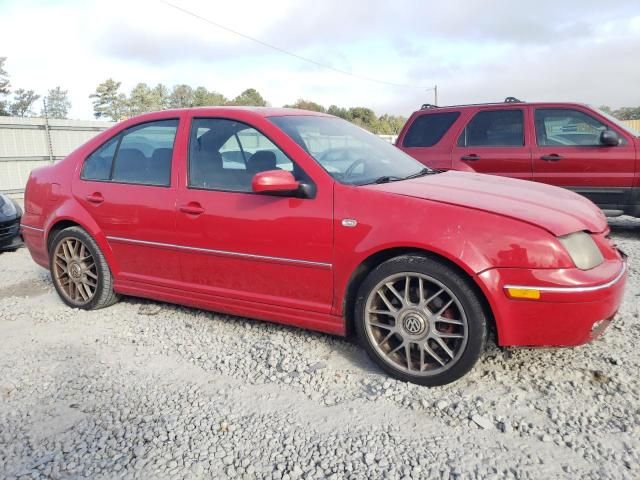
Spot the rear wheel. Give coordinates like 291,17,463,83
355,254,487,386
49,227,118,309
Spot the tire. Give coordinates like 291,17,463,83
354,254,487,386
49,226,119,310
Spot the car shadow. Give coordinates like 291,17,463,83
608,216,640,238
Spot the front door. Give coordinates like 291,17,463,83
175,117,334,313
531,107,636,210
451,108,532,180
73,118,181,284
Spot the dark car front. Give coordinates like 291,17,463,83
0,194,23,251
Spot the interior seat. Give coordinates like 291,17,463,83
150,148,173,185
246,150,277,174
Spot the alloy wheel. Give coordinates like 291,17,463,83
52,237,98,305
364,273,469,376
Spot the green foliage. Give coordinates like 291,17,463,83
169,84,194,108
128,83,155,116
193,86,227,107
327,105,348,119
228,88,267,107
284,99,326,113
612,107,640,121
90,79,127,121
84,77,412,134
151,84,170,110
346,107,378,131
43,86,71,119
598,105,640,121
321,104,407,134
0,57,10,115
376,114,407,135
10,88,40,117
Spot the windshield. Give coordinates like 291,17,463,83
268,115,430,185
594,108,640,136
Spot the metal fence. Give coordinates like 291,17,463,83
624,119,640,132
0,116,113,193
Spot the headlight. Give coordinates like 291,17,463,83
558,231,604,270
0,194,17,217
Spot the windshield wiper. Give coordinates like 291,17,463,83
370,175,403,184
361,168,433,186
402,167,432,180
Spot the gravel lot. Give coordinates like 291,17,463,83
1,218,639,480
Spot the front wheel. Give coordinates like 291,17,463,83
49,226,119,310
355,255,487,386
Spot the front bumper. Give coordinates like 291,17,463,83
477,258,627,347
0,216,23,251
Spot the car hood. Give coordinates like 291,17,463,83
363,171,607,236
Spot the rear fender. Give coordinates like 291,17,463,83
44,199,120,275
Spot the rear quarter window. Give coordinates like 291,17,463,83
403,112,460,147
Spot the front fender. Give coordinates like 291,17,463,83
332,184,573,315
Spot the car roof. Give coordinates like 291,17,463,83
143,106,332,118
416,99,591,113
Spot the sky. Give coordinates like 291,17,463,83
1,0,639,120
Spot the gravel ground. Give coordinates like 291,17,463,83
1,218,639,480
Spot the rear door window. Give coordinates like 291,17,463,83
457,110,524,147
81,119,178,186
403,112,460,147
82,137,118,181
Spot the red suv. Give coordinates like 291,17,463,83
397,98,640,218
21,108,627,386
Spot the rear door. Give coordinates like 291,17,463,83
531,106,636,210
73,118,182,284
451,108,533,180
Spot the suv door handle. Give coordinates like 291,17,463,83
179,203,205,215
461,154,480,161
85,193,104,204
540,154,562,161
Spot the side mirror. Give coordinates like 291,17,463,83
600,130,619,146
252,170,300,196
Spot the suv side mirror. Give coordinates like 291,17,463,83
600,130,619,146
252,170,300,196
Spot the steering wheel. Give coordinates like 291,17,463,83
343,158,367,181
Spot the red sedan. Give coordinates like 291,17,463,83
21,108,627,386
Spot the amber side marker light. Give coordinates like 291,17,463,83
506,288,541,300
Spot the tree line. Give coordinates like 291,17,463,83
89,78,408,134
0,57,71,119
4,55,640,131
598,105,640,121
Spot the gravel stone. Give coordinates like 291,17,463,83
1,216,639,479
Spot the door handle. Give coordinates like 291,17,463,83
461,154,480,161
179,203,205,215
85,193,104,204
540,154,562,161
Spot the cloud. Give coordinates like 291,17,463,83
1,0,639,120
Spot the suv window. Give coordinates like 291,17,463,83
535,109,611,146
189,118,299,192
458,110,524,147
403,112,460,147
82,119,178,186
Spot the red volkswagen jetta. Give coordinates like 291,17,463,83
21,108,627,386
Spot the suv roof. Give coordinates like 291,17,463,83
418,97,589,112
